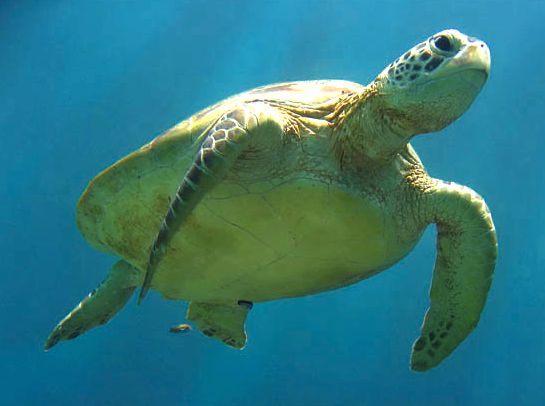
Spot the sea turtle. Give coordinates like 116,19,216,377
45,29,497,372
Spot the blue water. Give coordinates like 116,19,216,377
2,1,544,404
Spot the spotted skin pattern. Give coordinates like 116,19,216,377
411,182,497,371
381,42,440,87
45,30,495,372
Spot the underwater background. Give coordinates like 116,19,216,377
1,1,544,404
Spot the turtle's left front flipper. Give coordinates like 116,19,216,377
411,181,497,372
138,104,285,303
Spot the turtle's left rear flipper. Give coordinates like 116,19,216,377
187,301,253,349
44,260,140,350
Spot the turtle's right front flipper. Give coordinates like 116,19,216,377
410,182,497,371
138,104,285,303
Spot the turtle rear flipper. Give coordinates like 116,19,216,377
187,301,253,349
44,260,141,350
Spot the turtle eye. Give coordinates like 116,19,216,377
430,34,457,56
434,35,452,51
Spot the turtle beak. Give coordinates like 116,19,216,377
452,38,491,79
432,37,490,93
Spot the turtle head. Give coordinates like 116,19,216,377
373,29,490,134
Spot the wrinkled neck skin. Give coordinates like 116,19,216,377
332,83,416,171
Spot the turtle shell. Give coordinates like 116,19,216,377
76,80,415,303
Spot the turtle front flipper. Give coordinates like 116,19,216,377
187,301,253,349
411,181,497,371
138,103,285,303
44,260,141,350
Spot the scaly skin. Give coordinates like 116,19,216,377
46,29,497,372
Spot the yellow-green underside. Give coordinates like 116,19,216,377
76,80,411,303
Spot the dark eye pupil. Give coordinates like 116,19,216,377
434,35,452,52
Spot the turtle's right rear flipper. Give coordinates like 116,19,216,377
44,260,140,350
